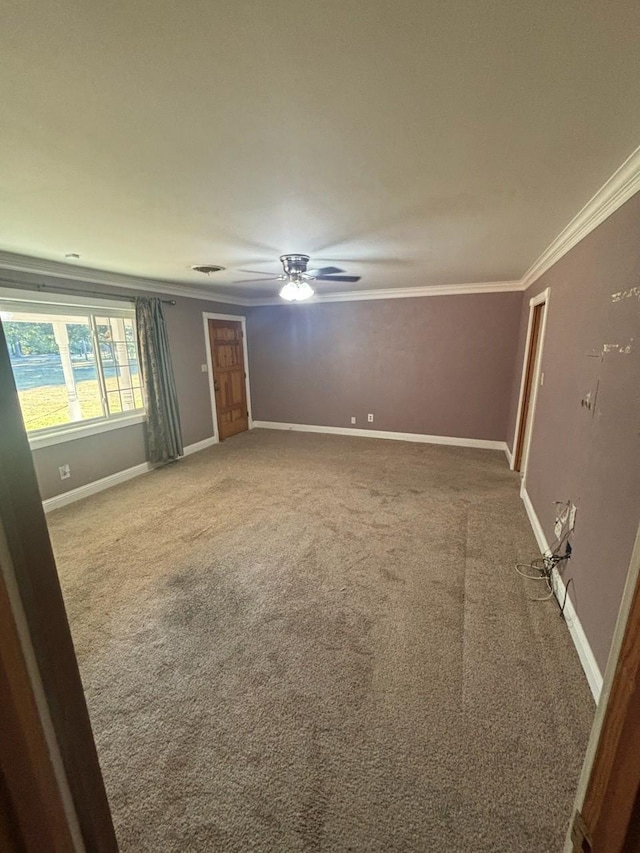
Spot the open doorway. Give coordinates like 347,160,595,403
512,288,549,475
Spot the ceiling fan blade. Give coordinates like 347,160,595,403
307,266,345,277
232,276,281,284
316,275,361,283
319,258,404,266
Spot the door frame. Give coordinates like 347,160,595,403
565,521,640,852
511,287,550,487
0,320,118,851
0,525,78,853
202,312,254,442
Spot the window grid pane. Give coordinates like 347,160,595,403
4,307,144,434
95,316,141,416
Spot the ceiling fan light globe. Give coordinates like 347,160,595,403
279,282,297,301
279,280,314,302
296,281,314,300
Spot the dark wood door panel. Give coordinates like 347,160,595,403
208,319,248,441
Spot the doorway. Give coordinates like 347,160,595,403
203,313,252,442
512,289,549,475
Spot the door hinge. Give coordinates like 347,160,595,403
570,812,592,852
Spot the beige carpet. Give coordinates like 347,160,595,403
47,429,593,852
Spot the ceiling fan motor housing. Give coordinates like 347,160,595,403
280,254,310,277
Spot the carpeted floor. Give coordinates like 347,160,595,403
47,428,593,852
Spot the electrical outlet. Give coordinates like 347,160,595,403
201,363,208,373
58,464,71,480
367,413,374,423
350,416,356,424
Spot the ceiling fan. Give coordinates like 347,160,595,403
235,254,361,301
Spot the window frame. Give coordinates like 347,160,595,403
0,288,147,449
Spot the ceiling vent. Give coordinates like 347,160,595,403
191,264,225,275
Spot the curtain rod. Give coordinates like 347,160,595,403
0,278,176,305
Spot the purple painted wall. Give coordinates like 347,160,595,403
506,192,640,672
247,292,523,441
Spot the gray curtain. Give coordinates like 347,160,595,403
135,297,184,463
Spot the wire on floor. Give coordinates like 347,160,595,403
515,502,573,607
559,577,574,618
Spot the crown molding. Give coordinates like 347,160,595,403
521,143,640,289
249,279,525,306
0,252,524,306
0,251,252,306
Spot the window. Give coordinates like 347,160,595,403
1,296,145,437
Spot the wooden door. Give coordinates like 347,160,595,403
208,319,249,441
514,301,544,472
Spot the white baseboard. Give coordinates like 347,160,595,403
42,462,153,512
504,444,513,467
42,436,218,513
182,436,218,456
253,421,508,452
520,486,603,702
550,568,603,703
520,486,549,554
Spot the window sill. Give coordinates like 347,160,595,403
28,413,147,450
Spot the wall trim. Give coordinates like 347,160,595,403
563,524,640,852
0,254,524,306
520,484,550,554
522,144,640,289
249,280,525,306
182,436,218,456
0,251,252,306
511,287,551,474
549,568,603,704
253,420,507,451
504,444,513,467
28,413,147,451
520,485,603,702
41,436,217,513
42,462,153,512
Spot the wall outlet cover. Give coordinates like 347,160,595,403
350,416,356,424
569,504,577,530
367,414,374,422
58,464,71,480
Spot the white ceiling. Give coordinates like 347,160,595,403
1,0,639,299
